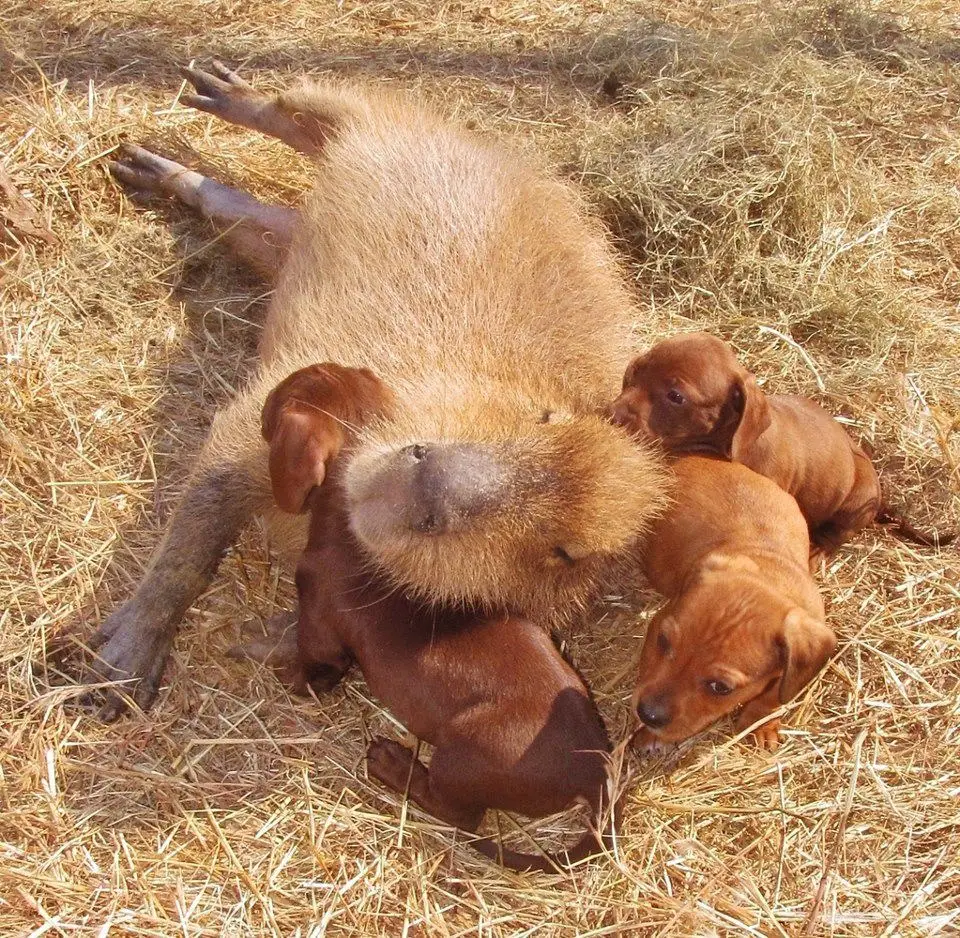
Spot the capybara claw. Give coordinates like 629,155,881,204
180,62,259,121
79,607,174,720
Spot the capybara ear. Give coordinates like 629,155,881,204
260,363,394,513
726,372,771,461
777,608,837,703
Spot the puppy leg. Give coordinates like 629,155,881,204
296,594,352,695
813,452,881,554
366,737,485,831
109,145,296,278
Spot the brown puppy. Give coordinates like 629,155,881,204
633,456,836,751
611,332,952,554
249,363,615,873
83,63,666,719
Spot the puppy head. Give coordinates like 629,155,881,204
261,363,394,513
632,564,836,743
610,332,770,459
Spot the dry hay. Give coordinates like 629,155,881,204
2,0,959,934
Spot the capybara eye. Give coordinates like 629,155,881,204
656,631,670,654
705,679,733,696
538,410,553,424
552,546,576,566
666,389,686,406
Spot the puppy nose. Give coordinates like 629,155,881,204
610,399,636,429
636,697,671,729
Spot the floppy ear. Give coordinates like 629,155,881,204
728,372,771,461
621,351,651,390
260,363,393,514
266,408,339,514
777,608,837,703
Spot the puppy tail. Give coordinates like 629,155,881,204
876,505,957,548
468,785,626,875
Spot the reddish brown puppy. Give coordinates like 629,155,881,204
633,456,836,752
243,363,616,873
611,332,952,555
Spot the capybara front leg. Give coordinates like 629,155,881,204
109,145,296,278
366,737,484,831
181,62,333,157
83,462,258,720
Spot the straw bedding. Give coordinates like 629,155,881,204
2,1,958,934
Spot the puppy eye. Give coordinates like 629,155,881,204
705,679,733,696
666,389,686,406
656,632,670,654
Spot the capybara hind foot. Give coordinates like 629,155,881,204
108,144,296,278
181,62,331,157
366,737,484,831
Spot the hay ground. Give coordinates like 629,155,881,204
3,0,960,934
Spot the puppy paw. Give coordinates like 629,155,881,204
747,719,782,751
366,737,418,791
631,727,675,757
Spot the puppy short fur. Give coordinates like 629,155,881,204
246,362,615,873
611,332,952,554
633,456,836,751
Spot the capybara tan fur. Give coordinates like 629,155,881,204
633,456,836,752
611,331,954,555
83,63,666,718
246,362,615,872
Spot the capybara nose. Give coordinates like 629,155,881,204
636,697,671,729
400,442,509,535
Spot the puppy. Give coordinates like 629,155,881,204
249,363,616,873
633,456,836,751
611,331,953,554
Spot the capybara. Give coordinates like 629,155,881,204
82,63,666,718
243,362,615,872
611,331,954,555
633,456,835,752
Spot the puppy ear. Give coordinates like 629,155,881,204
266,408,338,514
728,372,771,461
260,363,393,514
621,352,650,389
777,608,837,703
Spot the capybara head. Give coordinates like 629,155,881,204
611,332,771,459
632,561,836,743
264,365,667,617
344,371,666,616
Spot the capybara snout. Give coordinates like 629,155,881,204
345,401,665,613
349,441,510,537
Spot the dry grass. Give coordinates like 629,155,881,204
3,0,960,934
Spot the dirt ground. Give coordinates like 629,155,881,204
3,1,959,934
